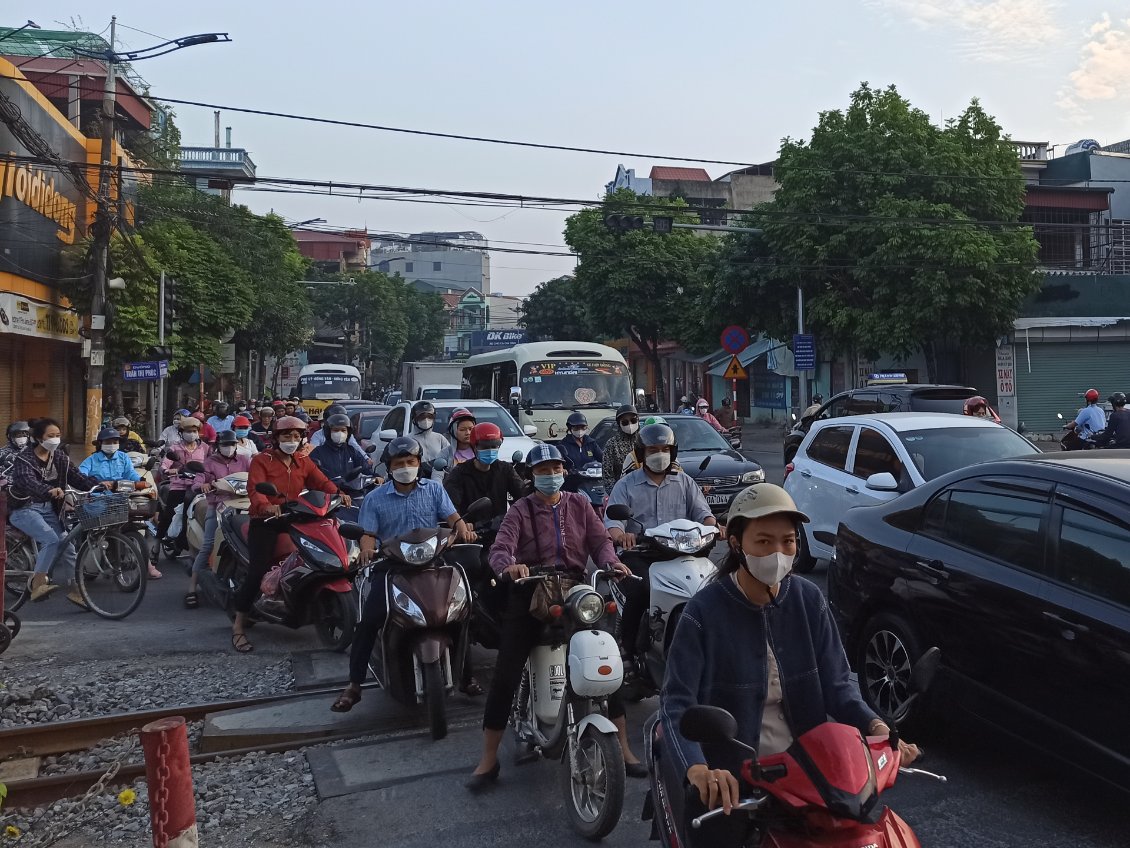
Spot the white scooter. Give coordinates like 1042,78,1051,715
182,463,250,574
604,505,718,700
510,567,626,841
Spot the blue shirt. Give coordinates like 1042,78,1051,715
357,477,456,543
1074,404,1107,440
79,451,142,482
558,434,603,471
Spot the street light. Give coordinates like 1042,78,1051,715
291,217,326,228
0,20,41,43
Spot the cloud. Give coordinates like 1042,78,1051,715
867,0,1062,62
1058,14,1130,123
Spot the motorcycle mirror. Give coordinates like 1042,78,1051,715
365,443,378,453
432,457,449,472
255,482,280,497
464,496,493,523
812,530,837,547
338,522,366,541
512,450,524,464
151,439,166,448
605,503,632,521
909,646,942,695
145,457,158,471
679,705,739,745
165,450,181,462
185,460,207,473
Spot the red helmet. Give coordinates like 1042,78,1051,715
448,407,477,435
1085,388,1101,403
469,422,502,449
963,396,987,415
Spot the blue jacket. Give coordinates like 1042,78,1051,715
558,434,602,471
660,574,877,779
79,451,142,483
309,440,370,489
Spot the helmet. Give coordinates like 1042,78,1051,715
191,411,206,422
526,443,564,469
175,408,192,420
695,399,709,410
259,406,275,417
469,422,502,449
963,396,988,415
215,430,238,446
324,413,351,431
726,484,810,525
812,394,824,404
1110,392,1127,407
449,407,477,435
721,397,731,407
643,415,668,426
411,401,435,422
212,402,229,418
566,411,588,429
615,404,638,422
93,427,120,446
383,436,423,465
112,416,131,428
634,422,678,465
1085,388,1101,403
680,396,688,404
7,421,30,439
274,415,307,435
324,404,347,419
178,417,201,431
233,415,252,429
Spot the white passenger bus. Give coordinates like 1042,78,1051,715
462,342,632,439
296,363,362,420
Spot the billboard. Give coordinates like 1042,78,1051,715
470,329,527,354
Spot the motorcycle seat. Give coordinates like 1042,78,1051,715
193,496,209,524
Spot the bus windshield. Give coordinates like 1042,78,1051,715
519,361,632,409
298,375,361,401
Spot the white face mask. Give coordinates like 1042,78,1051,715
742,551,794,587
330,431,348,444
219,445,236,458
619,422,639,436
42,437,61,452
392,466,419,484
13,436,28,448
102,443,119,455
644,452,671,473
278,440,300,455
571,428,588,438
416,417,434,431
181,431,199,443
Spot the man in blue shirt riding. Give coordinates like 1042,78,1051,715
1072,388,1108,443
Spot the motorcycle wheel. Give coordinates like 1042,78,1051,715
314,590,356,652
424,660,447,741
562,724,625,841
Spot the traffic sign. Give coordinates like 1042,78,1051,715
722,355,748,380
122,360,169,381
793,334,816,371
720,325,750,355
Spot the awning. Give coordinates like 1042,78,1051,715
1014,316,1130,329
708,336,778,376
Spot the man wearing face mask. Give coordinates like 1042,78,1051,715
605,423,719,664
601,405,639,492
310,413,373,494
152,417,211,572
0,421,31,476
233,416,349,653
330,436,474,711
659,484,919,833
408,401,449,464
557,411,602,480
443,423,528,520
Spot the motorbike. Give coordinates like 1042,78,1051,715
604,504,718,700
565,460,607,518
644,648,946,848
205,484,356,651
508,566,627,840
345,496,492,740
723,426,742,450
182,461,250,572
1057,412,1102,451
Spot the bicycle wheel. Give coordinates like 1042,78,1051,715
4,534,37,613
75,530,147,619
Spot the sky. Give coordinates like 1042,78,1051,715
11,0,1130,295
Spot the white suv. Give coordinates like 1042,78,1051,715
784,413,1039,571
373,399,540,461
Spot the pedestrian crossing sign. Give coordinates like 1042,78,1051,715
723,356,747,380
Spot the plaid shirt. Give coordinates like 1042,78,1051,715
10,447,99,504
358,477,456,543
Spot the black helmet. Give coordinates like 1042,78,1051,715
615,404,637,422
1110,392,1127,407
812,394,824,404
382,436,423,466
324,413,351,431
633,422,678,465
566,411,588,429
7,421,30,440
411,401,435,422
235,400,247,410
215,429,238,446
212,402,229,418
324,404,347,419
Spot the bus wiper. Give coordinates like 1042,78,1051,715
572,402,617,408
528,402,563,409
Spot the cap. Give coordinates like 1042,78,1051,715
94,427,120,444
176,408,192,418
525,443,564,468
726,484,810,525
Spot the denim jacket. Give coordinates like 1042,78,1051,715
660,574,877,779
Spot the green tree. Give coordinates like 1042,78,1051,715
723,83,1040,381
518,276,594,340
399,284,447,363
564,189,719,402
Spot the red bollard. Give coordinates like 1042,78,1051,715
140,716,199,848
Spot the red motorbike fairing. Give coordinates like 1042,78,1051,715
322,577,353,593
761,807,920,848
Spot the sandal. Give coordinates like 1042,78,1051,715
184,592,199,609
330,686,362,713
459,678,484,697
231,632,254,653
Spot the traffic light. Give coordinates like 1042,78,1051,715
162,276,177,337
149,345,174,360
603,213,645,232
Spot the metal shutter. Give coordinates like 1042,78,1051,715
0,336,14,423
1015,341,1130,433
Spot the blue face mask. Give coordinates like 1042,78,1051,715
235,428,250,438
476,449,499,465
533,472,564,495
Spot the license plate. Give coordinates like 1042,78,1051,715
706,494,730,505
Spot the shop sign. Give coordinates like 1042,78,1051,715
0,292,80,342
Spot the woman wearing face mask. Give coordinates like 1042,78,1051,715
309,413,373,495
152,417,211,573
185,431,253,609
409,400,449,464
230,415,261,456
600,404,640,492
7,418,101,605
233,416,349,652
658,484,920,829
557,411,602,477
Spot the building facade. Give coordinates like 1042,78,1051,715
370,231,490,296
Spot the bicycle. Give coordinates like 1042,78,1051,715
7,487,148,619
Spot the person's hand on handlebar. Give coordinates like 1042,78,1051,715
607,562,632,580
504,563,529,580
262,504,283,519
611,529,636,549
47,487,64,500
687,764,740,813
339,493,353,507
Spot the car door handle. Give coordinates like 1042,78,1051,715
846,486,860,495
799,469,812,478
914,559,949,580
1042,611,1090,635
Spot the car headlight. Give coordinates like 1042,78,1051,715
568,590,606,625
392,582,427,626
401,537,437,565
447,575,469,621
741,469,765,483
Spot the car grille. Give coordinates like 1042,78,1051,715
698,475,741,487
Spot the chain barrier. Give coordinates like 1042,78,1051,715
154,731,172,848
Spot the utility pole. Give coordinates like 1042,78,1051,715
796,284,807,411
85,15,117,447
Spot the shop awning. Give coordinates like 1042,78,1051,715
707,336,778,376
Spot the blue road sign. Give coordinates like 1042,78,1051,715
122,360,169,381
793,334,815,371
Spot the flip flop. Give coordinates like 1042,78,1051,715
330,687,362,713
459,678,484,697
231,632,254,653
184,592,199,609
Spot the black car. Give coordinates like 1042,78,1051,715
590,415,765,515
783,384,981,463
829,451,1130,790
349,406,391,448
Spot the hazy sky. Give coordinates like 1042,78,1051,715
12,1,1130,295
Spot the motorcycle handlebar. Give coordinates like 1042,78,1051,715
691,797,767,829
898,766,947,782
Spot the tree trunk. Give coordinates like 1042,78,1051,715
922,339,938,385
628,328,665,413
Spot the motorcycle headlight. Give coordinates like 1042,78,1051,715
392,582,427,626
225,476,248,495
741,469,765,484
568,590,606,625
447,575,469,621
661,528,706,554
401,537,437,565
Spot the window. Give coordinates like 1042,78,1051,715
381,406,405,436
463,364,493,400
852,428,904,480
805,426,853,470
405,262,414,273
1057,507,1130,605
433,261,442,272
844,392,884,415
897,427,1038,481
932,489,1047,573
921,491,950,534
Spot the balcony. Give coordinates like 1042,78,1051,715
178,147,257,183
1011,141,1049,162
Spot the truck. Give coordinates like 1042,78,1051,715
399,361,466,401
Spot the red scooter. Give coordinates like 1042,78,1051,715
644,648,945,848
205,484,356,651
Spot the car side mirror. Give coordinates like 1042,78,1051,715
605,503,632,521
522,424,538,437
909,646,941,694
865,472,899,492
338,522,366,541
365,443,378,454
255,482,280,497
185,460,207,473
378,429,398,441
679,705,739,745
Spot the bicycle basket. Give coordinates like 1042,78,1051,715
73,492,130,531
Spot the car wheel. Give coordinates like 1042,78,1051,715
857,612,927,726
793,526,818,574
784,446,797,465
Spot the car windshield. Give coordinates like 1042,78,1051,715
433,405,523,437
421,387,463,400
664,416,732,452
898,426,1040,480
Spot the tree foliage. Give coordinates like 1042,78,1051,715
518,276,595,340
720,83,1040,380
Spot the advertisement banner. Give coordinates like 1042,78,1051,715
470,329,527,354
0,292,80,343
